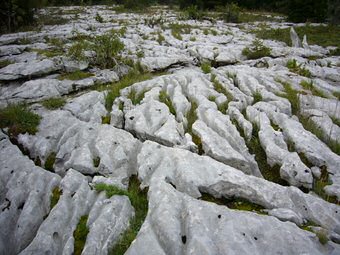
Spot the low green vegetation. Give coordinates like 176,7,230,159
278,81,300,115
42,98,66,110
245,124,288,185
95,12,104,23
159,91,176,116
128,89,148,105
45,152,56,172
200,192,266,214
182,4,203,20
287,59,311,78
254,25,340,48
157,32,165,44
0,59,13,69
50,187,62,210
242,39,271,60
93,156,100,167
300,80,327,98
105,67,156,111
222,3,241,23
253,90,263,104
201,62,212,73
94,176,148,255
73,215,89,255
31,48,63,58
185,101,203,154
0,104,41,136
101,115,111,124
211,75,233,114
58,70,93,81
169,23,193,40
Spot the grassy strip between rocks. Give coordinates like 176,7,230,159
73,215,89,255
200,192,267,215
58,70,94,81
104,68,162,111
0,104,41,136
211,74,233,114
159,91,176,116
42,98,66,110
94,176,148,255
254,25,340,49
50,187,62,210
185,101,204,155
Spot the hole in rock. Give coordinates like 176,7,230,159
18,202,25,210
181,235,187,244
218,214,221,219
254,237,258,240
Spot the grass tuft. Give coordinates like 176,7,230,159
0,104,41,136
159,91,176,116
201,62,212,74
42,98,66,110
0,59,13,69
45,152,56,172
287,59,311,78
73,215,89,255
58,71,93,81
242,39,271,60
300,80,327,98
50,187,62,210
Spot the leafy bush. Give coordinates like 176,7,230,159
183,5,203,20
92,34,125,68
242,39,271,59
223,3,241,23
0,104,41,136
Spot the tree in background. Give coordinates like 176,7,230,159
286,0,327,22
328,0,340,24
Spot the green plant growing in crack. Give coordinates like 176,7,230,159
73,215,89,255
211,76,233,114
159,91,176,116
0,104,41,136
45,152,56,172
185,101,204,155
242,39,271,60
0,59,13,69
58,71,94,81
128,89,148,105
93,156,101,167
286,59,311,78
50,187,62,210
94,176,148,255
201,62,212,74
101,115,111,124
300,80,327,98
157,32,165,44
42,98,66,110
252,90,263,104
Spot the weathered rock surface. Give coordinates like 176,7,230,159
0,131,61,255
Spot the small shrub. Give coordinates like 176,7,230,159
201,62,212,73
42,98,66,110
68,41,90,62
183,5,203,20
0,104,41,136
95,13,104,23
92,34,125,68
242,39,271,59
223,3,241,23
73,215,89,255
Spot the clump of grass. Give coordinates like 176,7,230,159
101,115,111,124
311,166,338,203
0,104,41,136
42,98,66,110
68,40,90,62
73,215,89,255
253,90,263,104
287,59,311,78
190,36,196,41
300,80,327,98
93,156,100,167
50,187,62,210
58,70,93,81
159,91,176,116
45,152,56,172
171,29,182,40
94,176,148,255
157,33,165,44
316,229,329,245
169,23,193,40
208,95,216,102
31,48,63,58
0,59,13,69
242,39,271,60
211,76,233,113
128,89,148,105
200,192,266,214
95,12,104,23
185,101,203,154
333,91,340,100
136,50,144,58
278,81,300,115
105,68,154,111
201,62,211,73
